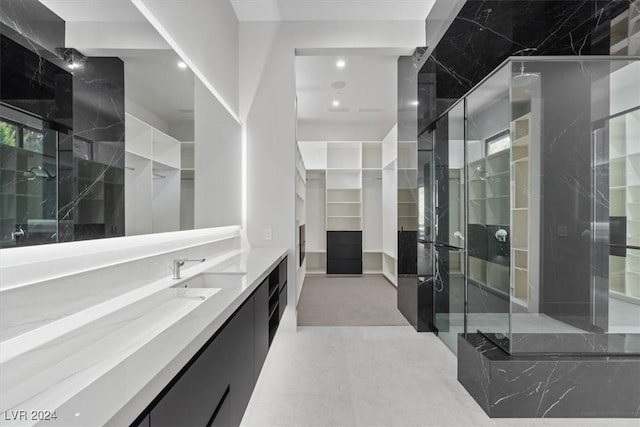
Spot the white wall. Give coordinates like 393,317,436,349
168,122,195,141
65,21,169,53
135,0,239,115
133,0,243,230
241,20,425,306
297,120,396,141
125,97,169,133
194,80,242,228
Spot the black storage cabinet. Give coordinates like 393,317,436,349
326,231,362,274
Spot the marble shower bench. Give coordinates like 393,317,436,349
458,333,640,418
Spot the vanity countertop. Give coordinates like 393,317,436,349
0,247,287,427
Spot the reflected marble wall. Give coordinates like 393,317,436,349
422,0,629,125
0,0,125,246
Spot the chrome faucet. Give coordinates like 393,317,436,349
172,258,206,279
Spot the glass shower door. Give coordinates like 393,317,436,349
0,109,58,248
465,66,511,351
433,101,466,353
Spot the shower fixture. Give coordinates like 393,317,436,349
512,61,539,87
22,166,56,181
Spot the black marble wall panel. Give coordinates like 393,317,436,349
398,52,434,331
421,0,629,125
458,334,640,418
61,57,125,242
0,0,65,59
1,0,125,245
417,274,435,331
520,60,607,332
0,34,72,131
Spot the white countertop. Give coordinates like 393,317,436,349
0,247,287,427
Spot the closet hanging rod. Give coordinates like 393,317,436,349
153,172,166,179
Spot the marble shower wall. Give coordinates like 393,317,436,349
0,0,125,246
419,0,634,337
458,333,640,418
59,57,125,242
420,0,629,125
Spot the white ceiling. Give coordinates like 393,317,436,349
39,0,146,21
296,55,397,128
124,52,195,124
39,0,194,125
231,0,436,21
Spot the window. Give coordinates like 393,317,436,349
486,131,511,156
0,120,18,147
23,128,45,153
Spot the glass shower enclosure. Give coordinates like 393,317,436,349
432,57,640,356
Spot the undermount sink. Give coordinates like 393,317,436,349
171,272,246,289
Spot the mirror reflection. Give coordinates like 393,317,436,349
0,0,195,248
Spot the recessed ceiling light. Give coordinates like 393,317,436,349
410,100,419,106
332,100,340,107
336,59,346,69
177,61,188,69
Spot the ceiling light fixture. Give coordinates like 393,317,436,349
336,59,346,69
332,100,340,107
177,61,188,69
57,47,87,71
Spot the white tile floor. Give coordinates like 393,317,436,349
241,309,639,427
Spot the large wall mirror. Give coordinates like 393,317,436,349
0,0,197,248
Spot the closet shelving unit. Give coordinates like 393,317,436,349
382,126,398,285
180,141,195,231
298,138,391,276
397,141,418,232
304,168,326,274
609,109,640,302
467,149,510,297
326,142,362,232
510,113,530,307
295,144,307,292
362,142,383,274
124,114,181,236
610,0,640,56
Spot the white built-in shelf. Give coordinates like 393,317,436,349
125,114,182,236
298,133,397,277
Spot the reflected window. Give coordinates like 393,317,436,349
74,137,93,160
486,133,510,156
22,128,45,153
0,120,18,147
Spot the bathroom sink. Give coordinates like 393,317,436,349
171,287,220,300
171,272,246,289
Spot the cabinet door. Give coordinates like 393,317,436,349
278,257,287,291
150,333,230,426
219,297,255,427
254,278,269,381
208,387,231,427
327,259,362,274
278,283,287,320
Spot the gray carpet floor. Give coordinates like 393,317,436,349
297,275,410,326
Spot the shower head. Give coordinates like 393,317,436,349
24,166,56,181
512,62,539,87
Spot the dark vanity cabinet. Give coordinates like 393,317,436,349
132,257,287,427
326,231,362,274
253,277,270,382
278,257,287,321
